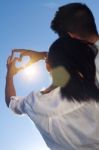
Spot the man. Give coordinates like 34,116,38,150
13,3,99,83
51,3,99,42
51,2,99,82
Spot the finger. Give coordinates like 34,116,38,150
9,53,16,63
13,49,28,58
19,52,29,60
13,57,21,63
11,51,14,60
8,57,19,66
10,51,15,61
12,49,26,53
18,55,22,62
20,54,24,59
7,56,12,64
12,49,21,52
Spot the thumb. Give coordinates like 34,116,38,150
13,57,20,63
7,56,12,64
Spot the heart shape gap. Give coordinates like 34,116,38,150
15,56,30,68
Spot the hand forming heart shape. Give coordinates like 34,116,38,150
12,51,31,69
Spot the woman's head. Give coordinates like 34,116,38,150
48,35,96,82
47,35,98,101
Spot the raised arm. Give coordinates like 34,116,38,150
5,50,47,107
12,49,48,67
5,56,23,107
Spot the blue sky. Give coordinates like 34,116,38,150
0,0,99,150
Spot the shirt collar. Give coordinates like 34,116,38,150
95,40,99,48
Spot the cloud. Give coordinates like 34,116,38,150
43,2,59,9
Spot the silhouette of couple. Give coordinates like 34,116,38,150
5,3,99,150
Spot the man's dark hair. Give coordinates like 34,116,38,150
48,35,99,102
51,3,98,37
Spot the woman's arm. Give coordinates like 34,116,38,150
5,72,16,107
12,49,47,65
5,56,22,107
5,50,47,107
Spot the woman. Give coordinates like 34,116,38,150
5,35,99,150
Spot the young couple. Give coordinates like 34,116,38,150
5,3,99,150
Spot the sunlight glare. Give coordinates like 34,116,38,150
22,65,38,80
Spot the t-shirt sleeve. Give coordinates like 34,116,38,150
9,91,37,115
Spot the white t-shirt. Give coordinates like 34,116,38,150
95,40,99,82
9,87,99,150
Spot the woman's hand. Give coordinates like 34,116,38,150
6,55,23,76
12,49,47,67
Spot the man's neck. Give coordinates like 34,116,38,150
85,35,99,44
68,32,99,44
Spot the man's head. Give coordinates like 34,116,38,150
51,3,98,40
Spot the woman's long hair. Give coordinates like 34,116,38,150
48,35,99,102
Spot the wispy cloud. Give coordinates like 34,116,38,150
43,2,59,9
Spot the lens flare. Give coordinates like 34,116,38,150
22,65,38,80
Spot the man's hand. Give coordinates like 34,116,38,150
12,49,47,67
7,55,23,76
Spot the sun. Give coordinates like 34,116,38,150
22,65,38,80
